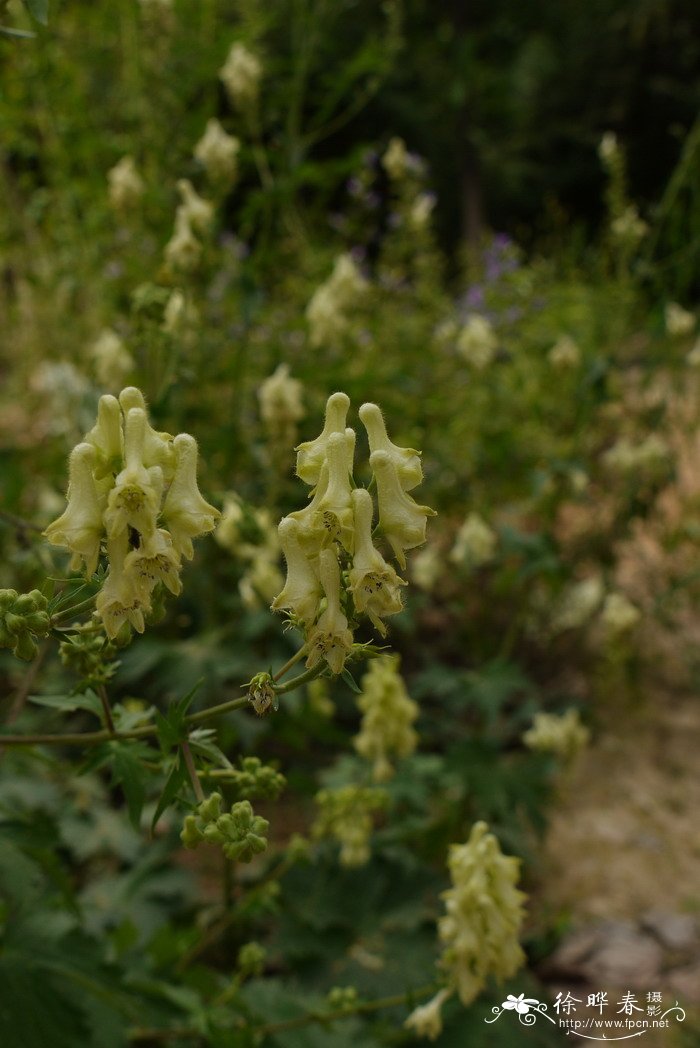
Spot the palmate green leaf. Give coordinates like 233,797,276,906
29,689,103,716
155,679,204,751
0,966,88,1048
23,0,49,24
150,755,187,833
111,742,150,830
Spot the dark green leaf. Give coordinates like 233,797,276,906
150,756,187,833
29,690,103,716
23,0,49,26
340,669,361,694
111,744,148,830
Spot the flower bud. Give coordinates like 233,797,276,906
194,118,240,184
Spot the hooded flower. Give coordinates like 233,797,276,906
84,394,124,481
295,391,350,485
45,443,104,576
124,528,183,600
95,531,149,638
271,517,322,626
305,548,354,675
162,434,220,559
370,450,436,568
348,488,406,635
119,387,176,480
359,402,422,490
404,989,451,1042
104,408,164,539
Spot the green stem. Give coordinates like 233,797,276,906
274,664,325,695
272,645,308,682
126,984,438,1044
97,683,116,735
256,984,437,1036
0,694,250,748
181,739,205,804
51,595,97,625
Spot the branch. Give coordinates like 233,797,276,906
0,693,251,747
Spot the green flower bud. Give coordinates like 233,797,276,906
237,942,266,978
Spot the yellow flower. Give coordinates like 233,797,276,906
271,517,322,626
119,387,176,480
404,989,451,1042
162,434,220,559
295,391,350,485
359,402,422,490
96,531,149,638
194,118,240,184
45,443,104,576
104,408,164,540
370,450,436,569
306,549,354,675
348,488,406,635
176,179,214,235
84,394,124,481
124,528,183,600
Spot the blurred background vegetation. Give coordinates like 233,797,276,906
1,1,700,1045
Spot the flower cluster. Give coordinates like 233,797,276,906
523,709,590,763
438,821,526,1006
353,655,419,781
90,329,134,389
164,180,214,274
456,314,497,370
107,156,144,213
194,118,240,185
272,393,434,676
548,334,580,369
45,387,220,638
258,363,305,459
600,591,640,636
665,301,695,337
450,512,497,568
181,794,269,862
228,756,286,800
216,494,283,610
306,255,366,347
0,589,51,661
313,784,387,867
602,434,669,475
219,42,262,110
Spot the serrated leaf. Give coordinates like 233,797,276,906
155,680,204,751
111,744,148,830
151,756,187,833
